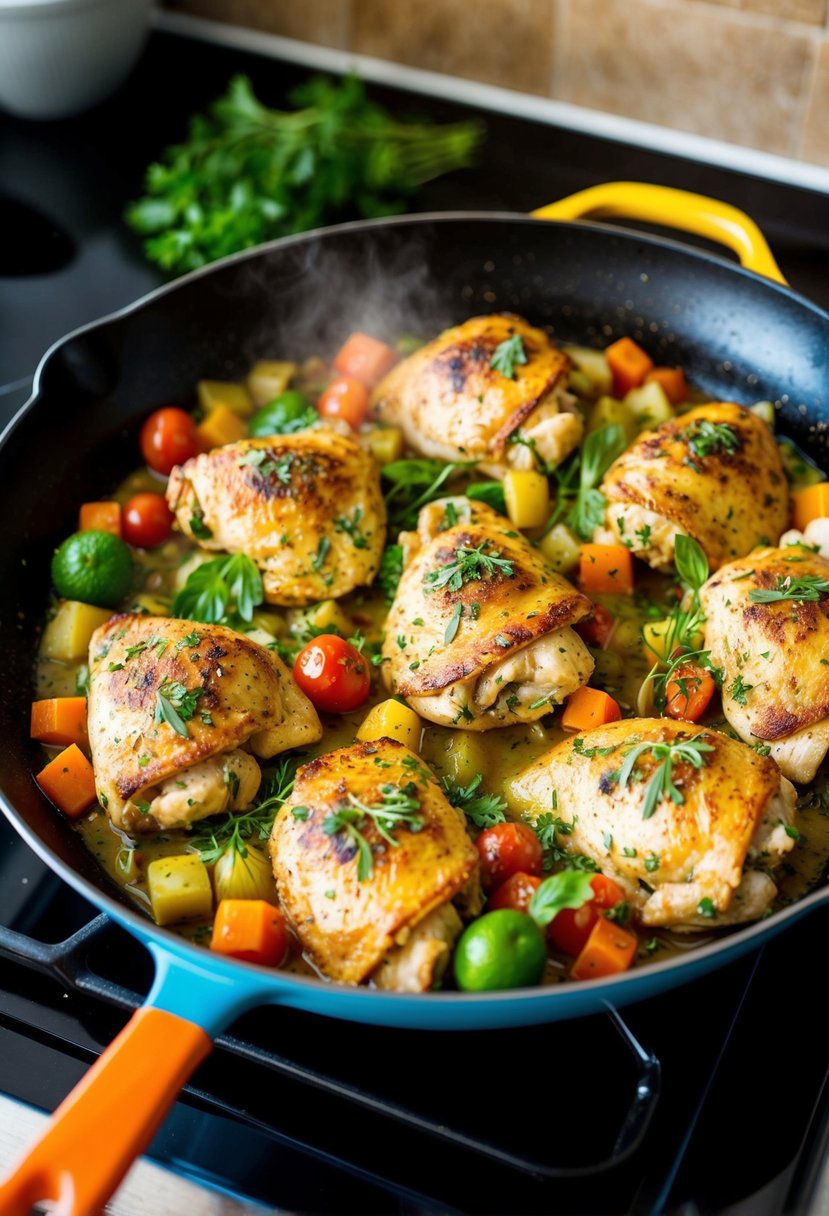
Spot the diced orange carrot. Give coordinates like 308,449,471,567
570,915,637,980
792,482,829,531
579,544,635,594
79,501,121,537
664,662,716,722
35,744,97,818
30,697,89,749
645,366,688,406
332,333,398,387
210,899,289,967
605,337,654,397
561,686,622,732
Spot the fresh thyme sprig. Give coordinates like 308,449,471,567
323,781,425,881
618,734,715,820
424,541,514,593
192,756,298,863
748,574,829,604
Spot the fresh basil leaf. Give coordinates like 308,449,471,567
674,533,709,592
528,870,596,927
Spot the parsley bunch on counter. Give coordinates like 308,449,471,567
126,74,483,274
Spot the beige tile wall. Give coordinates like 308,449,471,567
169,0,829,167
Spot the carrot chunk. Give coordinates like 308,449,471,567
79,501,121,537
664,662,716,722
332,332,398,387
30,697,89,749
561,686,622,731
792,482,829,531
570,915,637,980
605,337,654,397
36,743,97,818
645,366,688,406
210,898,289,967
579,543,635,594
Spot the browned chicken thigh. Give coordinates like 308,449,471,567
270,738,480,989
596,403,789,572
87,615,321,833
372,314,581,475
166,429,386,605
700,547,829,783
510,719,796,929
382,501,594,728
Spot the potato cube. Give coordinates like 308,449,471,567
246,361,298,407
357,699,422,750
304,600,353,636
538,523,581,574
503,470,550,529
642,617,703,665
147,854,213,926
197,380,253,419
562,344,613,396
41,601,113,663
624,381,673,431
587,396,638,445
362,426,404,466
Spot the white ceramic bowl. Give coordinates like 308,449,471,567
0,0,155,120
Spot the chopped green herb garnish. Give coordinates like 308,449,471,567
490,333,527,379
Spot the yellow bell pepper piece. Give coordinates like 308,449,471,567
197,379,253,419
196,404,248,450
357,699,422,751
363,426,404,466
246,361,298,407
503,470,550,529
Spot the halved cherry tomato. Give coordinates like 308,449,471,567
140,407,200,476
293,635,371,713
317,377,370,429
575,604,615,649
548,873,627,956
476,822,543,891
487,871,541,913
122,492,175,549
664,661,716,722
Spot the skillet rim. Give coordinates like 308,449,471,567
3,206,829,1010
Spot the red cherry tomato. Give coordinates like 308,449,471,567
487,871,541,914
547,874,627,956
575,604,615,649
317,377,369,429
293,635,371,713
140,407,199,476
476,822,543,892
122,493,175,549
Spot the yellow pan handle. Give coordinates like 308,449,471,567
532,181,787,285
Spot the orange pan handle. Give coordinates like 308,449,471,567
532,181,788,285
0,1006,212,1216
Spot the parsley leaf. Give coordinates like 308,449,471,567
424,541,514,592
173,553,264,625
490,333,527,379
126,74,482,275
192,756,298,863
335,507,369,549
154,679,203,738
684,419,742,459
441,773,507,829
376,544,404,604
381,458,473,530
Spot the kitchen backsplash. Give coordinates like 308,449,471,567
168,0,829,167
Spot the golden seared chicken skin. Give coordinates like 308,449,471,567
511,719,796,929
372,314,581,475
270,738,480,989
700,547,829,783
596,403,788,572
167,429,386,605
87,615,321,832
382,501,594,729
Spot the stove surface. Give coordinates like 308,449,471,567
2,25,829,1215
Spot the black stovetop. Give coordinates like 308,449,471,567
3,24,829,1216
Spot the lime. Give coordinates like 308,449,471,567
249,392,317,437
453,909,547,992
51,530,134,607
